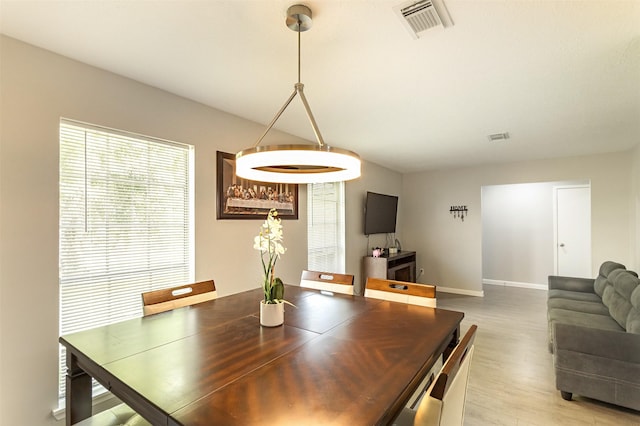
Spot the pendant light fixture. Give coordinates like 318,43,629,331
235,4,361,184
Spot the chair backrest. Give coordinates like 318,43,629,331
365,277,436,307
413,325,477,426
141,280,217,316
300,270,355,295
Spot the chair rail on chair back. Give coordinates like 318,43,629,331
300,270,355,295
365,277,436,307
141,280,217,316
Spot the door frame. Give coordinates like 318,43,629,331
553,184,592,276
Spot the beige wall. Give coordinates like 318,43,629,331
2,34,636,425
403,152,635,294
0,36,399,425
345,161,403,294
632,143,640,271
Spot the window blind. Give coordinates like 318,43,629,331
58,120,194,400
307,182,345,273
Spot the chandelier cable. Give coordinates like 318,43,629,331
251,16,326,149
297,20,301,84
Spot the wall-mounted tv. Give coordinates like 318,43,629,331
364,191,398,235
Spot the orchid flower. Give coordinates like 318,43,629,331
254,209,287,303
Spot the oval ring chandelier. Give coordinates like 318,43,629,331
235,4,361,184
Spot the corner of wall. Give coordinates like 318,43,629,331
345,161,403,294
632,143,640,271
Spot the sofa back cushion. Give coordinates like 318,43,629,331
628,285,640,334
600,260,626,276
594,261,626,297
602,270,639,330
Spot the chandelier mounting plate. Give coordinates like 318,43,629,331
286,4,312,32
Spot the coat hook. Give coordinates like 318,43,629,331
450,205,468,222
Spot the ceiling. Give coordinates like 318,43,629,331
1,0,639,173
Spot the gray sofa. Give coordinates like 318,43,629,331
547,261,640,410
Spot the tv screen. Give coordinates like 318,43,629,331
364,192,398,235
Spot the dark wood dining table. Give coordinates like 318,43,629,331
60,285,464,426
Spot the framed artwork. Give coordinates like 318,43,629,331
216,151,298,220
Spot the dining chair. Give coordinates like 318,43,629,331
365,277,439,398
73,281,216,425
394,325,478,426
300,270,355,295
72,400,150,425
364,277,437,307
141,279,217,316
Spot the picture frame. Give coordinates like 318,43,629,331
216,151,298,220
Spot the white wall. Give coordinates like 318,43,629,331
481,181,589,286
402,152,634,295
482,182,556,285
0,36,400,426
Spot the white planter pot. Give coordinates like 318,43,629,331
260,300,284,327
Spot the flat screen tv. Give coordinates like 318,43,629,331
364,191,398,235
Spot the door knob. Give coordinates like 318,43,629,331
559,243,565,247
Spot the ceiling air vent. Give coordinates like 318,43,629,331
394,0,452,39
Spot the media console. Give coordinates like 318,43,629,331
361,250,416,295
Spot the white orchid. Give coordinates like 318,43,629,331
254,209,287,303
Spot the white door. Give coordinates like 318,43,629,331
555,186,591,277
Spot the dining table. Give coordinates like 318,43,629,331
60,285,464,425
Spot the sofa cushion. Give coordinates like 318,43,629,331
627,285,640,334
548,308,624,333
614,270,640,299
601,269,630,307
602,271,640,329
599,261,627,277
548,289,602,303
593,261,626,297
547,298,609,315
594,261,626,296
596,267,626,299
593,274,609,297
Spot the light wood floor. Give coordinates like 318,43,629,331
436,284,640,426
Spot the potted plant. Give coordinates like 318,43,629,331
254,208,287,326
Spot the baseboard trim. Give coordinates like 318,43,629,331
483,279,547,291
436,286,484,297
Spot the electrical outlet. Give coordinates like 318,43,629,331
419,268,425,276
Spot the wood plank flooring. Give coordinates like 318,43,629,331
436,284,640,426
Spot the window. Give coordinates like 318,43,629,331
58,120,194,400
307,182,345,272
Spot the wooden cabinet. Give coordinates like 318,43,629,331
361,251,416,295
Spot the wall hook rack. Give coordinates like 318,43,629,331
450,205,468,221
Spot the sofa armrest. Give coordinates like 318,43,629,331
553,322,640,364
548,275,595,293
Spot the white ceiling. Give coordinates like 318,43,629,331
1,0,639,173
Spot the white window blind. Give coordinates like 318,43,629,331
58,120,194,400
307,182,345,273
